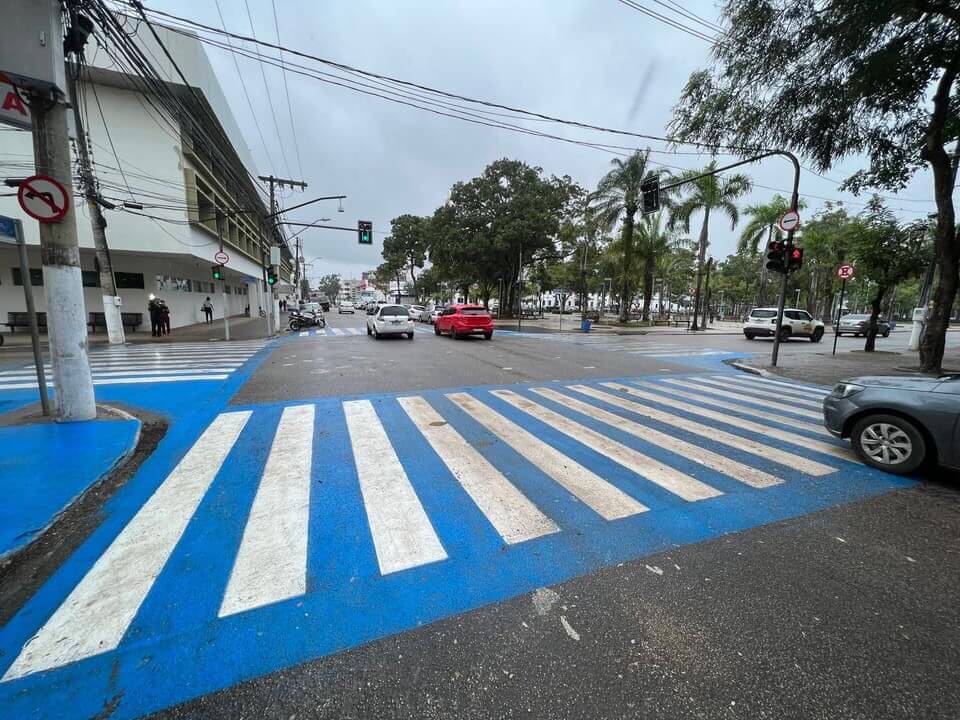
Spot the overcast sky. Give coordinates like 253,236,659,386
155,0,941,282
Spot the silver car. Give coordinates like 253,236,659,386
366,304,415,339
823,374,960,474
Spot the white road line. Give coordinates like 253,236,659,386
608,383,849,464
530,387,781,489
220,404,315,617
0,368,241,381
0,375,231,390
493,390,722,501
640,350,728,358
648,380,827,426
572,384,836,476
348,327,362,335
331,328,345,336
299,331,308,337
661,377,823,426
343,400,447,574
2,411,251,682
446,392,647,520
709,374,828,398
698,377,823,408
398,396,558,543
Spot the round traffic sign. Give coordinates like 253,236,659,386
777,209,801,233
214,250,230,265
17,175,69,224
837,264,855,280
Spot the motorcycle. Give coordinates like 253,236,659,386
288,309,326,331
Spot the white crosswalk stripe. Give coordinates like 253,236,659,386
696,377,825,409
0,341,268,389
661,378,824,419
708,374,829,399
2,377,859,682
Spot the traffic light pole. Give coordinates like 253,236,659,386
832,278,847,356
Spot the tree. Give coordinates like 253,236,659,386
634,211,679,321
315,273,341,300
669,0,959,371
846,201,931,351
668,162,752,330
381,215,429,298
590,150,659,322
739,195,806,306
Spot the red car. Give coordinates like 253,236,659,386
434,304,494,340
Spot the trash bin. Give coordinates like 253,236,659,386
580,319,592,333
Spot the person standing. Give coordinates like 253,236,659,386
160,300,171,336
202,297,214,324
148,298,162,337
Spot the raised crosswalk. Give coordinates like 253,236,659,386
0,340,269,390
1,372,862,686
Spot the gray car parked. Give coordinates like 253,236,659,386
823,374,960,474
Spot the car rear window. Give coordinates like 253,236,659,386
461,308,490,316
380,306,409,316
750,310,777,318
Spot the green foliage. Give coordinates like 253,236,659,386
381,215,429,295
314,273,341,300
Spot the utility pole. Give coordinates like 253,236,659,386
65,57,124,344
28,90,96,419
215,211,231,340
703,257,713,326
259,174,307,333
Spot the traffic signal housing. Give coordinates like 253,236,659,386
267,270,278,286
358,220,373,245
765,240,785,274
787,246,804,273
211,264,224,280
641,176,660,215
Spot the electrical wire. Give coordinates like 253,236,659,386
613,0,719,44
84,62,135,200
272,0,304,180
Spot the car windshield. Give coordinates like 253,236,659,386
461,308,489,316
380,306,409,316
750,310,777,318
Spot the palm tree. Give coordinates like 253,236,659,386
590,150,655,322
669,162,752,330
635,211,680,321
739,195,806,306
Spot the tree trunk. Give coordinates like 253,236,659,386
864,285,886,352
641,252,655,322
690,208,710,330
918,64,959,373
618,207,637,323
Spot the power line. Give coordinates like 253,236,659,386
272,0,304,180
614,0,719,44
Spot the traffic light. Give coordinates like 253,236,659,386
765,240,785,274
211,264,224,280
267,270,278,286
641,176,660,215
358,220,373,245
787,246,804,273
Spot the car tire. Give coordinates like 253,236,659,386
851,414,927,475
882,330,890,338
810,327,824,343
434,324,441,335
373,327,379,339
744,332,754,340
367,325,371,335
778,327,791,342
484,331,493,340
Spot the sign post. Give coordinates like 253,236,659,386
833,264,854,356
0,215,50,415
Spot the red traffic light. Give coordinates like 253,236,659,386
791,249,801,259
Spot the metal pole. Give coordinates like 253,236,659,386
15,220,50,415
517,245,523,332
216,212,230,341
770,153,802,367
832,278,846,356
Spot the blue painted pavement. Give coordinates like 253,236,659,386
0,355,916,720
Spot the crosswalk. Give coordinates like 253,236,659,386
295,326,433,337
494,330,733,357
0,341,269,390
2,372,862,683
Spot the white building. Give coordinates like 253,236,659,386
0,23,292,335
338,277,361,303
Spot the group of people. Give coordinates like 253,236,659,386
147,297,172,337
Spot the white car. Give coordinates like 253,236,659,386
429,308,441,324
408,305,425,321
338,301,355,314
743,307,825,342
367,304,415,339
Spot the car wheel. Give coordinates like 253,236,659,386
434,324,441,335
851,414,927,475
373,327,379,339
367,325,371,335
484,331,493,340
810,327,824,343
778,327,791,342
744,332,754,340
882,330,890,338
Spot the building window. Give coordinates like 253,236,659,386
224,285,232,294
115,272,145,289
156,275,193,293
12,268,43,286
82,271,101,288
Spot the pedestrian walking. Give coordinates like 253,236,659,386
202,297,214,324
148,297,162,337
160,300,171,336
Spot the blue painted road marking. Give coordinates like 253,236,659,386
0,371,915,720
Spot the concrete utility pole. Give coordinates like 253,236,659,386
259,174,307,332
65,63,124,344
29,91,96,420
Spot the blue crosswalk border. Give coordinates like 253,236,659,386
0,340,270,390
0,372,915,720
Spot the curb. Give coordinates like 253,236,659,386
723,357,773,377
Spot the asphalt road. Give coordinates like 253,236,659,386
142,311,960,720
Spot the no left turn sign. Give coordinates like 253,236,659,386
777,209,801,233
17,175,70,224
